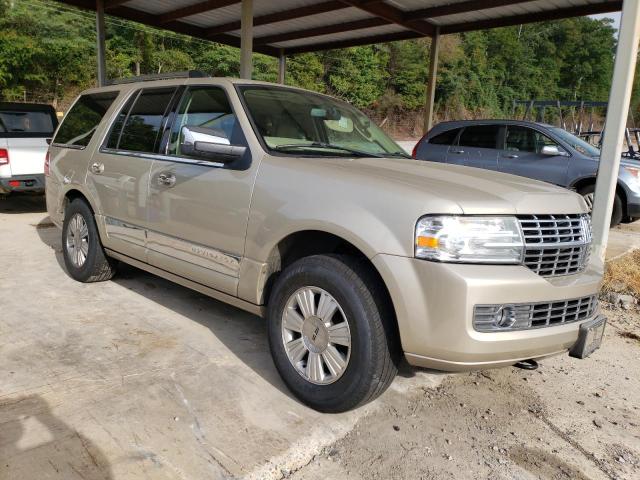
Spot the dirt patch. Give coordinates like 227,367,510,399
293,305,640,480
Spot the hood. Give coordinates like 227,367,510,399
319,156,588,215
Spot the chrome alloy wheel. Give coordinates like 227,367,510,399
583,192,595,212
281,287,351,385
65,213,89,268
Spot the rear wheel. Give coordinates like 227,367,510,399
62,198,117,282
578,184,623,227
267,254,399,412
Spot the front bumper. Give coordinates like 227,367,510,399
0,174,45,194
627,201,640,218
372,254,602,371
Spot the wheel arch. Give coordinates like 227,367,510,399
259,229,401,348
570,176,628,217
61,186,98,216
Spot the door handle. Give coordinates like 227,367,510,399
451,149,465,154
90,162,104,174
504,154,519,159
157,172,176,187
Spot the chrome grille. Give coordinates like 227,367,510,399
518,214,592,277
474,295,599,331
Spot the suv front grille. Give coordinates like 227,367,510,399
474,295,599,331
518,214,592,277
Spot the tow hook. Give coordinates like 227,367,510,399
513,359,538,370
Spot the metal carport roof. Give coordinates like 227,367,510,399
54,0,622,56
48,0,640,269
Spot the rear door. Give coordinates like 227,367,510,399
450,125,500,170
0,105,57,176
498,125,570,185
88,86,179,261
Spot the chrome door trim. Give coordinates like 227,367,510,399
104,216,146,247
99,147,226,168
104,216,240,277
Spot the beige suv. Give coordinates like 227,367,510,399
46,76,605,412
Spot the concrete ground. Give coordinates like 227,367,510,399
0,194,440,480
1,193,639,480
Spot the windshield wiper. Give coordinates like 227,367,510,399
385,152,412,159
272,142,384,158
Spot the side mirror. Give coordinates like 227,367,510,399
541,145,569,157
180,125,246,163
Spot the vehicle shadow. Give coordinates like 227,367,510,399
0,193,46,214
111,263,298,401
35,218,298,401
0,394,113,479
34,225,425,404
35,216,66,272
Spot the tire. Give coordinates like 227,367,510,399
267,254,399,412
578,184,623,227
62,198,117,282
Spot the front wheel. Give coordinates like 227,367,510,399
579,184,623,227
267,255,399,412
62,198,117,282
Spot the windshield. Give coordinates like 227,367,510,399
551,127,600,157
239,86,409,158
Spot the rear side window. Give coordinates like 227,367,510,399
0,108,56,137
459,125,499,149
54,92,118,147
116,88,176,153
429,128,460,145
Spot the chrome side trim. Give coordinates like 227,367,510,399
147,230,240,277
99,147,225,168
103,216,240,277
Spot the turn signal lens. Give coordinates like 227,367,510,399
0,148,8,166
416,236,439,248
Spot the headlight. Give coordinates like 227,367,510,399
624,166,640,185
415,216,524,264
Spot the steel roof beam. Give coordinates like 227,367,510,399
205,1,349,37
338,0,435,37
157,0,241,25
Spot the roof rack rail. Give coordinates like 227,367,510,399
107,70,209,85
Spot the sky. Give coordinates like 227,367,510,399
591,12,621,31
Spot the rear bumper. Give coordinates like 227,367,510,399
0,174,45,194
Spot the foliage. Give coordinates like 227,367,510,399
0,0,620,122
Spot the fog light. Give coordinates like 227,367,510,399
474,304,533,331
496,306,517,328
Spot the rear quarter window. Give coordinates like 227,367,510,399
428,128,460,145
54,91,119,148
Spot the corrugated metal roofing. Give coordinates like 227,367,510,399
54,0,622,56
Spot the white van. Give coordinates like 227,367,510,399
0,102,58,194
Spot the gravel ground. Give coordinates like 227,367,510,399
292,304,640,480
